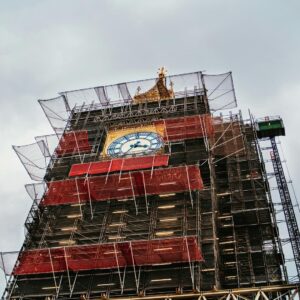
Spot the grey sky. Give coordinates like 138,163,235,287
0,0,300,291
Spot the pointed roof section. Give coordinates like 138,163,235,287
133,67,174,103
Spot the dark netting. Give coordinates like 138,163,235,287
25,182,47,201
0,252,19,275
94,86,109,105
35,134,60,158
13,141,50,181
39,72,236,134
34,138,51,158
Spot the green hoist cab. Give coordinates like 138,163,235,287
255,116,285,138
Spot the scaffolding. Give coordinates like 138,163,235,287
269,137,300,279
256,117,300,283
2,70,299,300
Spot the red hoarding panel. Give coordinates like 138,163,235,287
43,178,88,206
69,155,169,177
42,165,203,206
155,114,214,142
14,248,66,275
14,237,203,275
56,130,91,157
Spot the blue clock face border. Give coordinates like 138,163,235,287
107,131,164,158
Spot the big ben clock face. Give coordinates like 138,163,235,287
107,132,163,157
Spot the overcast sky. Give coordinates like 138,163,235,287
0,0,300,292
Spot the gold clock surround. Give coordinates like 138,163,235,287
102,123,165,158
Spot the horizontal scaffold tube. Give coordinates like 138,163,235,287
106,284,299,300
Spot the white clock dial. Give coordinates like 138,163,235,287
107,132,163,158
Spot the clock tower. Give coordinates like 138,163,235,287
4,69,297,300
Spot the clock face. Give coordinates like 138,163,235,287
107,132,164,157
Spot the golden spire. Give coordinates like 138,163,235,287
133,67,174,104
158,66,167,78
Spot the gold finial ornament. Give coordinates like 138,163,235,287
158,66,167,78
133,67,174,103
135,86,142,96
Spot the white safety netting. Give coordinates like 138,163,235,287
0,252,18,276
13,141,50,181
35,134,60,157
25,182,47,202
38,96,70,135
204,72,237,111
39,71,237,134
15,71,237,181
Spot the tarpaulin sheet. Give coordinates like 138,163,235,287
69,154,169,177
14,236,203,275
56,130,91,156
155,114,214,142
42,165,203,206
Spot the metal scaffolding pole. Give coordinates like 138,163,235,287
270,137,300,280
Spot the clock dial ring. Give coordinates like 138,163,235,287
107,131,163,158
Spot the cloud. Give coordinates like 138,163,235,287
0,0,300,291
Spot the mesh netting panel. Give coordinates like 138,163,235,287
13,141,49,181
94,86,109,105
35,134,60,158
25,182,47,201
33,138,51,158
39,96,70,135
0,252,19,275
40,72,236,134
69,154,169,177
14,236,202,275
42,165,203,206
203,72,237,111
62,72,204,107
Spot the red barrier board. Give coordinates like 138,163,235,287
69,154,169,177
42,165,203,206
56,130,91,157
155,114,214,142
14,236,203,275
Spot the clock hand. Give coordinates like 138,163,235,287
134,144,148,148
132,141,141,148
123,141,142,153
122,146,135,155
